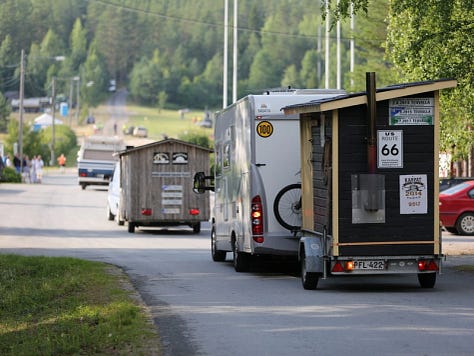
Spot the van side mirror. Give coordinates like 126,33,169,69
193,172,214,193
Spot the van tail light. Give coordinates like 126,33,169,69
251,195,264,243
418,259,439,272
189,208,200,215
141,208,152,216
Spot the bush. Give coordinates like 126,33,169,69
0,167,21,183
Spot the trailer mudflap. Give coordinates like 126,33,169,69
298,234,325,275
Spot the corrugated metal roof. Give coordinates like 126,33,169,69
282,78,457,115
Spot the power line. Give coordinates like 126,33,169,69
86,0,385,42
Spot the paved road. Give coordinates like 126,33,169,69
1,172,474,356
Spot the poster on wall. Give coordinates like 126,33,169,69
389,98,434,125
399,174,428,214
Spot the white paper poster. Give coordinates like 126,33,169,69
399,174,428,214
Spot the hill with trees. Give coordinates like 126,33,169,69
0,0,472,169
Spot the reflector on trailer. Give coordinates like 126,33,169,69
141,208,152,216
332,262,344,273
189,208,200,215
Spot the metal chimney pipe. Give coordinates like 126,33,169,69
366,72,377,173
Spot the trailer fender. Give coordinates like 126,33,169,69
299,236,324,274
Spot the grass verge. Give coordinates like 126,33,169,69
0,254,160,355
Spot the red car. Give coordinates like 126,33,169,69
439,180,474,235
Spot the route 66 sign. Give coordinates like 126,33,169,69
378,130,403,168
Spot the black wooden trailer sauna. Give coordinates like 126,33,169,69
283,74,457,289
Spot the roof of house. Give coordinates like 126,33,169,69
282,79,457,115
118,137,213,156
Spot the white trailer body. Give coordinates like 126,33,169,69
200,90,346,271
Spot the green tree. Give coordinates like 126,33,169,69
81,43,108,108
0,92,11,132
386,0,473,161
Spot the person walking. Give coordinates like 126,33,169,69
22,155,31,183
57,153,67,173
13,154,21,173
30,156,37,183
35,155,44,183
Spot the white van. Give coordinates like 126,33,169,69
107,161,124,225
194,89,346,271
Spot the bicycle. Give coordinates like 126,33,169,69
273,183,302,232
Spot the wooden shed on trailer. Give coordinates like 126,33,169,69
282,75,457,289
118,138,212,233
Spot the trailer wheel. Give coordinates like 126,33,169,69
211,227,226,262
128,222,135,233
418,273,436,288
192,222,201,234
301,252,319,290
232,239,250,272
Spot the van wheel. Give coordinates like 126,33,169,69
232,240,250,272
192,222,201,234
128,222,135,233
211,227,226,262
301,252,319,290
81,184,87,190
107,206,114,221
418,273,436,288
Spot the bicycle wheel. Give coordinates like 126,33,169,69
273,183,302,231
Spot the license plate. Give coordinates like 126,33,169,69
353,260,385,270
97,174,104,179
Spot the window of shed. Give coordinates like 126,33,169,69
173,152,188,164
154,152,170,164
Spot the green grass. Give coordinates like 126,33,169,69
0,255,160,355
92,104,213,140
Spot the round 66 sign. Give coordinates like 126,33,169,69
377,130,403,168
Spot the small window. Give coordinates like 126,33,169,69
223,143,231,170
154,152,170,164
173,152,188,164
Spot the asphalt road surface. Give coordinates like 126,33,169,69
1,171,474,356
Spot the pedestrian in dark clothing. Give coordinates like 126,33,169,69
13,154,21,173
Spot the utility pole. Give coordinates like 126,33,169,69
75,77,80,124
325,0,330,89
232,0,238,103
18,49,25,173
50,76,56,166
223,0,228,108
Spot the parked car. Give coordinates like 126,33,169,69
133,126,148,137
440,177,474,191
439,180,474,235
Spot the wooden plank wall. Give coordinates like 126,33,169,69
122,141,210,223
334,93,436,256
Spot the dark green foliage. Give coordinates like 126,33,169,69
178,131,212,149
0,166,21,182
